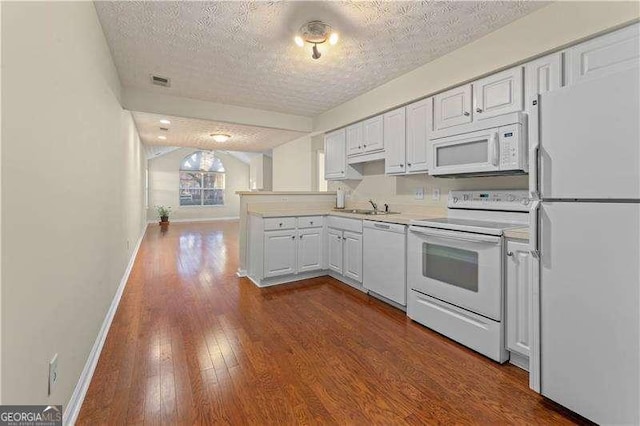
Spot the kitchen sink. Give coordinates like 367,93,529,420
339,209,400,215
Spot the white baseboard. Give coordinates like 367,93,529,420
63,225,147,426
236,269,247,277
147,216,239,224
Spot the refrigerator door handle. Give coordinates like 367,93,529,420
529,200,541,258
528,95,540,199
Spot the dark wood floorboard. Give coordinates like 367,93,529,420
77,220,585,425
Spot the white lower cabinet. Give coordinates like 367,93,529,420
326,220,363,284
327,228,343,274
264,230,297,278
297,228,323,273
342,231,363,282
506,240,531,359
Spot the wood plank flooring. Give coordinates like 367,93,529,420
77,220,586,425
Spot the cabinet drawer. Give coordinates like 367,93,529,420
297,216,324,229
327,216,363,233
264,217,296,231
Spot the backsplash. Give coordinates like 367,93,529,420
327,160,528,210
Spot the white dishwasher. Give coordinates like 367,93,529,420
363,220,407,306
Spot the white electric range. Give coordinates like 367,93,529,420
406,190,529,362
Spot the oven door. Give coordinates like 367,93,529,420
429,127,500,175
407,226,503,321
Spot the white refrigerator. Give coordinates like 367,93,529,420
529,66,640,424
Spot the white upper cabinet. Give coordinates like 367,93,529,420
434,84,472,130
405,98,433,173
473,66,524,120
384,107,407,175
524,52,563,112
325,129,362,181
297,228,323,273
362,115,384,152
565,23,639,86
346,122,364,156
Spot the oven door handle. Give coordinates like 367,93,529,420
409,226,501,244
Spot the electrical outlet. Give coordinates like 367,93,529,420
414,187,425,200
432,188,441,201
49,354,58,396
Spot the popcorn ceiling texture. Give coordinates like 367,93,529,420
95,1,546,116
132,112,307,152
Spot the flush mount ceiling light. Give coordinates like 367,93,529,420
294,20,338,60
210,133,231,143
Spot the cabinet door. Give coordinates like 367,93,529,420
326,228,343,274
525,52,562,112
473,66,523,120
506,240,531,357
363,115,384,152
384,107,407,174
343,231,363,283
297,228,323,273
405,98,432,173
264,230,297,278
324,129,346,180
434,84,472,130
566,23,639,85
346,122,364,156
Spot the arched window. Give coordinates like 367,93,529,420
179,151,225,206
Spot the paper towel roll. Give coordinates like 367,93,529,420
336,188,345,209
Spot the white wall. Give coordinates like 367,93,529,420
272,135,313,191
314,1,640,132
147,148,249,221
1,1,146,410
249,154,272,191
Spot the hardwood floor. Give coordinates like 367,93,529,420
77,220,585,425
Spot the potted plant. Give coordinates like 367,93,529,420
156,205,171,224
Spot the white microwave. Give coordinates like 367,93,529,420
429,114,527,176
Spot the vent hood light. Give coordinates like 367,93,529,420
159,119,171,125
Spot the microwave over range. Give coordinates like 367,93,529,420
429,112,528,177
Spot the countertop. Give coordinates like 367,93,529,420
248,207,444,225
249,207,531,239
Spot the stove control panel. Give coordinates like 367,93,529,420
448,190,530,211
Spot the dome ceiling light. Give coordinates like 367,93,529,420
211,133,231,143
294,20,338,60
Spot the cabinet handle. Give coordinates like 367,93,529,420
358,145,361,149
310,221,314,225
506,251,513,257
463,111,470,116
400,164,404,167
279,223,283,227
476,108,483,113
407,163,412,167
337,236,342,240
299,235,303,239
363,144,367,148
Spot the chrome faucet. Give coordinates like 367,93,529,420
368,199,378,212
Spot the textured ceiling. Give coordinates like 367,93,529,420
133,112,307,152
96,1,547,117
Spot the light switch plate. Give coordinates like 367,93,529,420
432,188,441,201
414,187,425,200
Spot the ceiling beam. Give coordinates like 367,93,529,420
122,87,313,133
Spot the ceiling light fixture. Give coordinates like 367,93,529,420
158,135,167,140
211,133,231,143
294,20,338,60
160,119,171,125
